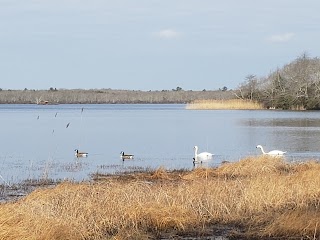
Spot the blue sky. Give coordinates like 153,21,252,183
0,0,319,91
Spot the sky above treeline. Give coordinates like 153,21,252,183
0,0,319,91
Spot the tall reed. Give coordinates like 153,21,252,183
186,99,264,110
0,156,320,239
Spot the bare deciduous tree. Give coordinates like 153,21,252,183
237,53,320,110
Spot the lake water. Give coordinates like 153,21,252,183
1,104,320,184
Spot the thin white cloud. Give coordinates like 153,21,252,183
153,29,181,39
267,33,295,43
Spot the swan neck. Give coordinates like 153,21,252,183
260,147,266,154
194,147,198,157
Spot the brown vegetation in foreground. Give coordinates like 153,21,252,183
1,156,320,239
186,99,264,110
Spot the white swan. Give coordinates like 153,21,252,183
193,146,213,163
256,145,286,156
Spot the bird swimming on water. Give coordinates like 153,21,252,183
193,146,213,164
120,151,134,160
74,149,88,158
256,145,286,156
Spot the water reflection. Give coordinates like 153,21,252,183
240,113,320,154
243,118,320,128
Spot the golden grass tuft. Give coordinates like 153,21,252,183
186,99,264,110
215,155,291,178
150,166,171,180
1,157,320,239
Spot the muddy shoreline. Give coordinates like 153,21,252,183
0,179,59,203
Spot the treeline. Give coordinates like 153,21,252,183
236,53,320,110
0,88,234,104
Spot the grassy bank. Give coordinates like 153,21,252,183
0,156,320,239
186,99,264,110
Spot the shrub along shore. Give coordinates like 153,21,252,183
0,156,320,239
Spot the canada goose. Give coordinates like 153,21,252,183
75,149,88,157
193,146,213,163
256,145,286,156
120,151,134,160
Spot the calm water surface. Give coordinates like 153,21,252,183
1,104,320,183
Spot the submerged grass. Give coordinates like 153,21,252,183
1,156,320,239
186,99,264,110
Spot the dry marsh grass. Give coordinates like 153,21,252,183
1,156,320,239
186,99,264,110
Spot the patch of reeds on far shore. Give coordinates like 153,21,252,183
186,99,264,110
1,156,320,239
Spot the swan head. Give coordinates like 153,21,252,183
256,145,262,149
193,146,198,150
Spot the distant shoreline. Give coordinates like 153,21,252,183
0,89,235,104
